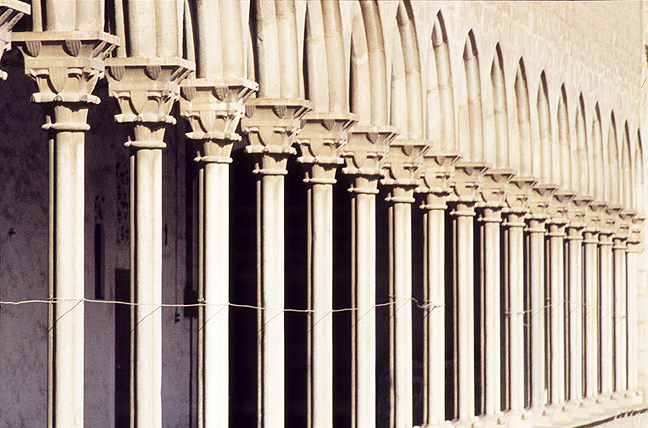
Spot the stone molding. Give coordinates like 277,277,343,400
416,151,459,200
341,125,398,193
0,0,29,79
241,98,312,176
449,160,489,204
504,176,536,215
296,112,357,183
479,168,515,208
106,57,194,148
381,139,430,204
180,77,258,163
15,31,117,106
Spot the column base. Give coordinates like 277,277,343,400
498,410,532,428
476,413,507,428
528,406,555,427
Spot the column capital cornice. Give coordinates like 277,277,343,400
566,195,592,227
381,138,430,189
415,151,460,198
0,1,30,79
528,183,557,219
584,200,607,231
241,98,312,175
296,112,357,183
449,160,489,203
15,31,118,105
479,168,514,208
341,125,398,179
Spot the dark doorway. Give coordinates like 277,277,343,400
114,268,130,427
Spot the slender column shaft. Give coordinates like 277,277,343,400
504,212,526,412
351,185,378,428
547,222,567,404
131,146,164,428
480,207,503,415
51,126,86,428
583,230,600,398
451,201,476,420
256,172,286,427
599,232,615,395
389,198,413,428
307,182,334,428
199,161,230,428
566,226,584,401
527,217,547,407
627,243,639,391
423,203,447,425
613,237,628,391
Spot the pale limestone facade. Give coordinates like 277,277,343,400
0,1,647,428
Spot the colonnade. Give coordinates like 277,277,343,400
1,1,646,428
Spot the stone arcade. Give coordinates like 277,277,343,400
0,1,647,427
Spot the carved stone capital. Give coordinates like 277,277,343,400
0,1,30,79
567,195,593,228
449,160,489,203
583,200,607,231
528,183,557,220
296,112,357,183
628,215,644,249
416,151,460,199
179,77,258,163
479,168,515,208
381,138,429,192
341,125,398,179
504,176,536,214
241,98,312,175
615,209,637,239
15,31,117,106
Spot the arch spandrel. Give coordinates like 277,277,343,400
557,85,571,190
513,59,532,177
537,71,552,184
634,129,645,213
574,95,589,196
592,105,605,202
622,122,634,209
304,1,330,112
606,113,620,205
430,11,456,153
490,43,508,169
462,30,484,161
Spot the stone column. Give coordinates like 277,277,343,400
382,139,429,428
341,126,397,428
417,152,457,427
566,196,589,405
478,169,514,419
180,78,258,428
599,208,617,400
448,161,488,422
295,112,356,428
546,191,573,410
241,98,312,428
582,202,604,402
526,185,555,415
106,57,193,428
612,211,632,396
503,177,534,418
627,215,644,401
0,1,30,79
15,31,117,428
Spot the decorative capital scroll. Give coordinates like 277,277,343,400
241,98,312,175
416,151,460,202
296,112,357,183
449,160,489,203
106,57,194,147
341,125,398,180
14,31,118,104
479,168,515,208
179,77,258,163
504,176,536,214
0,1,30,79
